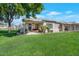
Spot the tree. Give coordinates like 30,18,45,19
0,3,44,32
0,3,25,32
31,3,44,18
21,3,44,18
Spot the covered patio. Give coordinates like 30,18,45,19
25,20,43,32
62,23,79,31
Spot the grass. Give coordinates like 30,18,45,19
0,30,79,55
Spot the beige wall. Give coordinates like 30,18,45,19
53,23,60,32
43,22,79,32
44,22,60,32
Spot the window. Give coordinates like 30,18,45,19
47,24,53,29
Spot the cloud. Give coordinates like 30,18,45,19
63,14,79,19
54,14,79,22
46,14,79,23
41,10,49,14
47,11,62,16
36,15,45,18
64,15,79,22
65,11,73,14
66,15,76,17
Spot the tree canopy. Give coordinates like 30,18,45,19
0,3,44,27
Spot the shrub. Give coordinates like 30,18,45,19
38,25,49,33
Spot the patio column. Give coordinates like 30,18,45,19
69,24,72,31
62,24,65,32
74,25,76,31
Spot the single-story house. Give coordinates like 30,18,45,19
24,18,79,32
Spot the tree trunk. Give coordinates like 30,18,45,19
26,12,30,18
8,19,11,33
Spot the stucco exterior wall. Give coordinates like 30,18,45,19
44,22,60,32
53,23,60,32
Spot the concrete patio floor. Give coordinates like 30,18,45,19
26,32,41,35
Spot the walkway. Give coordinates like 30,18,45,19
26,32,41,35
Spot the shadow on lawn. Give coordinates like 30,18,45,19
0,30,17,37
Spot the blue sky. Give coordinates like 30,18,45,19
12,3,79,26
36,3,79,22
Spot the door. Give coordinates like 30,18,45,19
28,24,32,31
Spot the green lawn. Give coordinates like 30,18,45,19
0,30,79,56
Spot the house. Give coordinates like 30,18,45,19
24,18,79,32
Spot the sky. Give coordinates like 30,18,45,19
12,3,79,26
36,3,79,23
